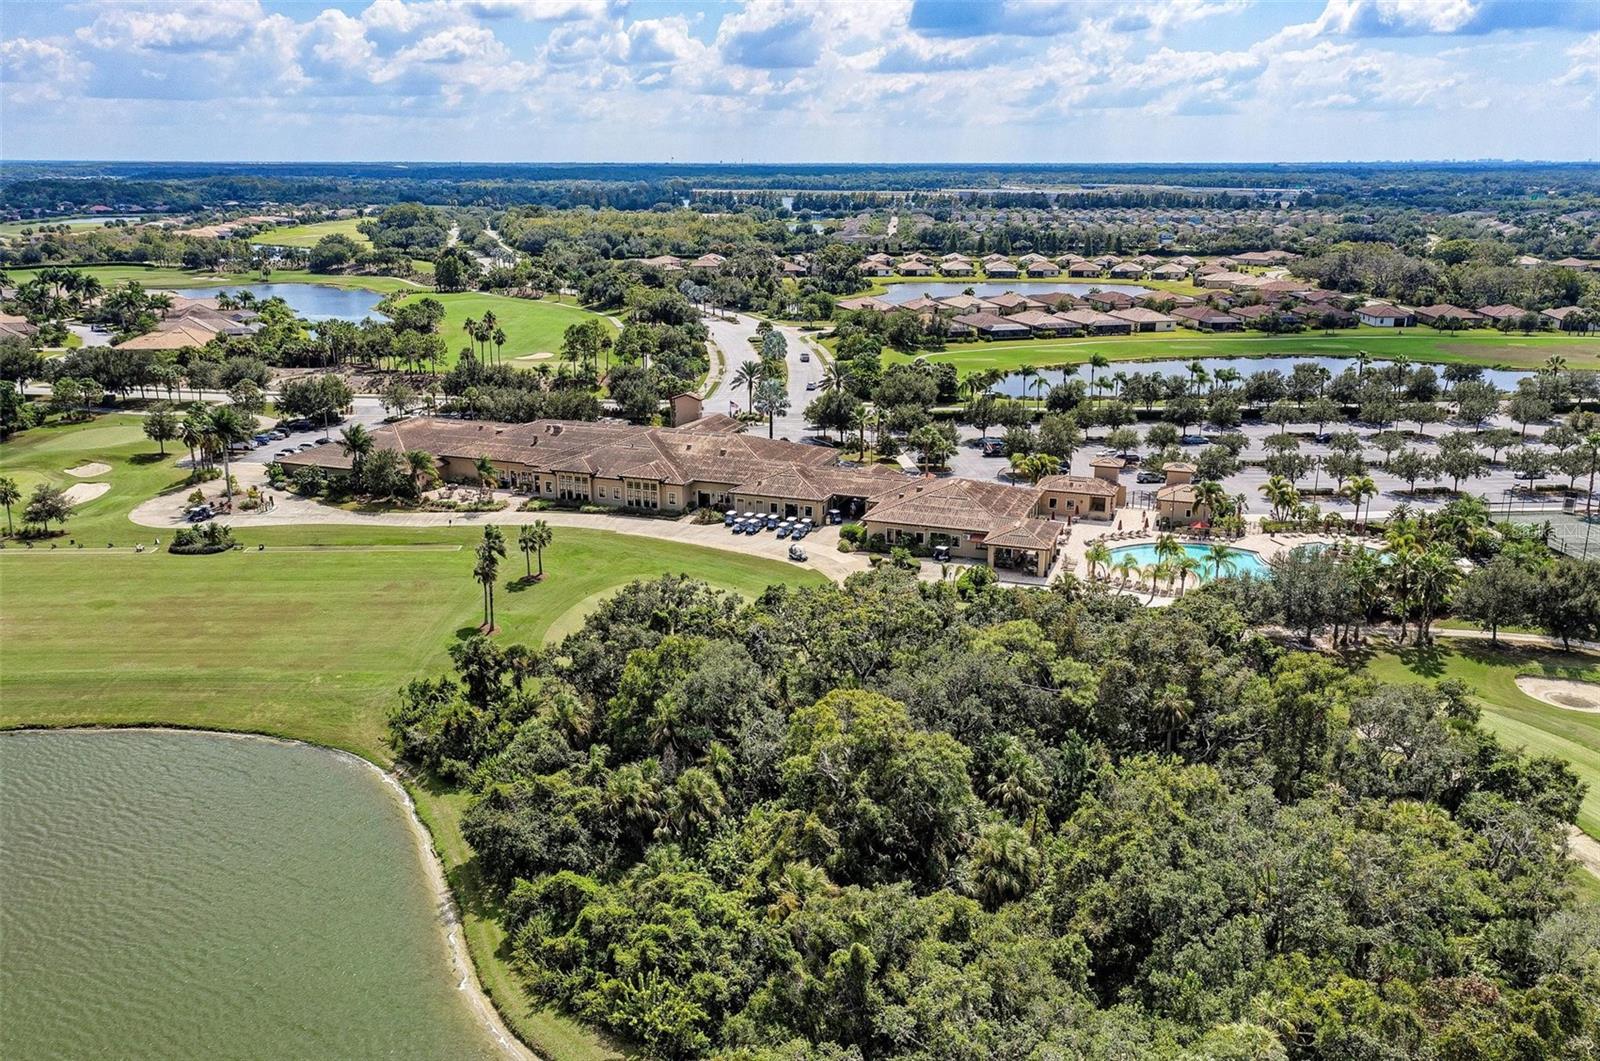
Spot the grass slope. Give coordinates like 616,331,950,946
252,217,372,249
387,290,610,365
1,412,824,1060
880,328,1600,376
1364,642,1600,840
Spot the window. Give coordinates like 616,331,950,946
624,479,660,510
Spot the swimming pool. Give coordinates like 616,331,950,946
1107,542,1270,581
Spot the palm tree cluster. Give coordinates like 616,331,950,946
1082,534,1244,599
462,311,506,366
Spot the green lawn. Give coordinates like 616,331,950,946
1,410,823,1060
252,217,372,249
879,328,1600,377
4,263,425,294
1364,642,1600,840
0,416,824,763
387,290,611,365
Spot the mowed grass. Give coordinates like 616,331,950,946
387,290,613,364
880,328,1600,376
252,217,371,248
1364,642,1600,839
0,415,827,764
5,263,426,295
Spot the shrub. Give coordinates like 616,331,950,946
169,522,236,555
839,522,867,545
292,466,327,497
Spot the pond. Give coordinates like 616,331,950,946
993,355,1530,398
1109,543,1271,581
875,281,1153,304
173,283,384,322
0,730,511,1060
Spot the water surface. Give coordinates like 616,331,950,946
172,283,383,322
0,730,506,1060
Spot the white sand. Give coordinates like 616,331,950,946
61,482,111,504
65,462,111,477
513,351,555,362
1516,676,1600,713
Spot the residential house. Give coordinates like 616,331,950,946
985,292,1047,315
1108,262,1146,279
637,254,684,271
0,313,39,342
1172,305,1243,332
1413,304,1484,328
984,260,1020,278
1542,306,1595,332
1056,309,1133,335
1008,310,1078,337
1231,303,1301,327
1148,263,1188,280
689,253,725,272
937,294,996,312
1474,304,1526,325
1085,290,1135,312
1066,262,1101,278
951,312,1031,339
837,296,894,313
1355,303,1415,327
1025,260,1061,277
1109,307,1177,332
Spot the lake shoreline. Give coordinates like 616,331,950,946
1,723,539,1061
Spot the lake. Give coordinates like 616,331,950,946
174,283,383,322
0,730,511,1060
876,281,1153,304
992,355,1530,398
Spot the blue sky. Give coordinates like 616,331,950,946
2,0,1596,163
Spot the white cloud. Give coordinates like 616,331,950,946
0,38,90,103
76,1,267,52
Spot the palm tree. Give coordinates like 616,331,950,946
519,519,552,580
1154,532,1183,569
1195,480,1229,523
1015,364,1037,403
1084,540,1113,580
734,360,763,414
1112,553,1141,589
1341,474,1378,528
473,545,500,632
1175,553,1203,595
206,405,252,499
1260,475,1299,522
474,455,497,490
0,476,17,536
493,328,507,368
339,423,374,477
1204,542,1239,579
1087,353,1110,400
405,450,437,495
755,378,788,439
1410,544,1460,644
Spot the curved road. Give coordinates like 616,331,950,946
703,313,828,441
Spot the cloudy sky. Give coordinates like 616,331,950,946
2,0,1596,163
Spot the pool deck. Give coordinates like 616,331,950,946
1052,505,1354,598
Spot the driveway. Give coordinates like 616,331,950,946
703,313,828,441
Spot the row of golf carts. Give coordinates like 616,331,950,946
724,509,835,561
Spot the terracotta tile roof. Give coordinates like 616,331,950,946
1037,473,1119,496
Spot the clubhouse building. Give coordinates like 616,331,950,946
278,415,1127,577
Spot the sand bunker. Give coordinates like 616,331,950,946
65,462,111,477
61,482,111,505
513,351,555,362
1516,676,1600,713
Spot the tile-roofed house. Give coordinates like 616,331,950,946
1474,304,1526,324
689,253,725,271
1035,473,1124,521
1148,263,1188,280
1108,262,1146,279
1056,309,1132,335
1231,303,1301,327
0,312,39,342
837,296,894,313
638,255,684,271
1085,290,1135,311
1413,304,1484,328
1008,310,1077,336
1172,306,1243,332
1542,306,1596,332
1025,260,1061,277
985,291,1046,315
899,296,945,314
863,477,1062,577
1139,292,1197,309
951,311,1031,339
1109,307,1177,332
1355,303,1414,327
1066,262,1101,278
1514,255,1543,268
1550,257,1597,271
936,293,996,312
984,260,1020,278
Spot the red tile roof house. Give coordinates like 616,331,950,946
1085,290,1135,311
1008,310,1079,337
1056,309,1133,335
1413,304,1485,328
951,312,1032,339
689,253,725,271
1542,306,1597,332
1109,307,1177,332
1027,291,1085,311
637,254,684,271
1231,303,1302,327
1474,304,1527,325
1551,257,1598,271
984,260,1020,278
1140,292,1197,309
1355,303,1415,327
1172,306,1244,332
899,261,935,276
985,292,1048,315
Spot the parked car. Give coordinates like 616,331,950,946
805,381,817,391
788,544,807,562
800,351,810,362
1136,470,1164,484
